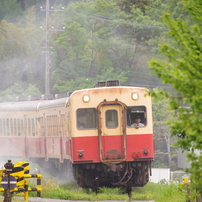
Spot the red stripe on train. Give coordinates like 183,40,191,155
72,134,154,163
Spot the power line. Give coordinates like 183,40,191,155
53,55,162,81
65,10,166,29
54,68,172,90
41,3,166,93
54,62,170,89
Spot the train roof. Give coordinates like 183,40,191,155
0,97,69,111
0,81,149,111
37,97,69,109
72,85,149,95
0,100,41,111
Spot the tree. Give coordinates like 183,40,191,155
0,7,44,93
152,88,177,170
0,0,22,21
0,20,26,90
0,0,192,96
51,0,130,92
115,0,152,14
20,6,45,90
149,0,202,195
0,83,41,102
50,0,171,92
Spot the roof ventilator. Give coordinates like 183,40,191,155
94,80,120,88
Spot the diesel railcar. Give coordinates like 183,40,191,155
0,80,154,191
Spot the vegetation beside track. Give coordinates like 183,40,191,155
1,160,185,202
17,178,186,202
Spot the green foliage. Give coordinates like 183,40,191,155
0,0,186,95
0,6,44,93
52,76,95,93
51,0,130,92
152,88,170,123
19,181,186,202
0,83,24,102
0,83,41,102
151,88,178,169
24,84,42,96
10,158,186,201
50,0,169,92
98,186,122,194
0,0,22,21
149,0,202,196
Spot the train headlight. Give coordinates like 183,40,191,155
143,150,148,156
132,92,139,100
78,153,83,158
83,95,90,102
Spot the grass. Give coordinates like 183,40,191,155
0,158,188,201
10,179,187,202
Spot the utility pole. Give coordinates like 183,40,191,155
45,0,50,95
40,0,65,95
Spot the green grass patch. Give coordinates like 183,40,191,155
133,182,186,202
24,178,186,201
11,177,187,202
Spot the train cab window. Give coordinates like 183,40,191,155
76,108,97,130
105,110,118,128
126,106,147,127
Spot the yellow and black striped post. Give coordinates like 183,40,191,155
0,160,42,202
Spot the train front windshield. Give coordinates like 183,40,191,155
76,106,147,130
76,108,97,129
126,106,147,127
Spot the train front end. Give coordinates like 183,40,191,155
70,81,154,190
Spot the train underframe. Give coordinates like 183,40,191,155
73,161,151,190
28,158,151,193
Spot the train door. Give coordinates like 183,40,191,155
98,101,127,163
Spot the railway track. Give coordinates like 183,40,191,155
18,197,155,202
1,195,155,202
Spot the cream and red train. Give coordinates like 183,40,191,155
0,80,154,190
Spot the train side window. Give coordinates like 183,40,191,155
32,118,35,136
47,116,51,136
6,119,10,136
35,118,38,136
76,108,97,130
0,119,2,136
28,118,31,136
21,119,24,136
17,119,22,136
39,116,45,136
105,110,118,128
10,119,13,136
60,114,65,136
2,119,6,136
55,115,59,136
126,106,147,127
13,119,17,136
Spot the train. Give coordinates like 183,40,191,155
0,80,154,192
